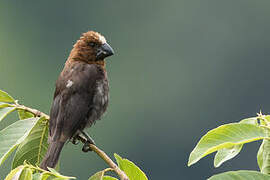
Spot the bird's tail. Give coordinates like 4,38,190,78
40,141,65,170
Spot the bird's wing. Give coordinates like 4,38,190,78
49,63,102,142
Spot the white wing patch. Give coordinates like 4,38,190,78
98,35,107,44
66,80,73,88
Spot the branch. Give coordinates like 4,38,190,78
77,136,129,180
15,104,50,119
15,104,129,180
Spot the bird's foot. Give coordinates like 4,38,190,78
80,130,96,152
71,135,80,145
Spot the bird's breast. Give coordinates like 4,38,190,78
93,79,109,111
86,77,109,127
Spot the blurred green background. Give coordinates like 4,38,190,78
1,0,270,179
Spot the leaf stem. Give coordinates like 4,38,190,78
13,103,129,180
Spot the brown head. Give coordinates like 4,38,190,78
68,31,114,64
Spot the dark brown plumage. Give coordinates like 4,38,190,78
40,31,114,170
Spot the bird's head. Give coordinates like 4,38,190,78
71,31,114,63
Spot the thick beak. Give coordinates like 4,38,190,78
96,42,114,60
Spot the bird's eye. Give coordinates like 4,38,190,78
88,42,96,47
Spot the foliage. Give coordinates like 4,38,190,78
114,154,148,180
207,170,270,180
12,117,49,169
87,154,148,180
188,113,270,179
5,163,75,180
0,89,148,180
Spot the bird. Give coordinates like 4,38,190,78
40,31,114,170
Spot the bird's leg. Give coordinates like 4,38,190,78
79,130,95,152
80,130,96,144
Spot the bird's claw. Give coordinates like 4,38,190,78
82,142,92,152
76,130,95,152
80,130,96,145
71,137,80,145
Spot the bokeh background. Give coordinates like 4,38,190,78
1,1,270,179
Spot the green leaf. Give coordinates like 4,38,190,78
264,115,270,122
48,167,61,175
188,123,267,166
208,170,270,180
240,117,258,125
0,102,12,108
19,168,33,180
258,137,270,174
47,167,75,179
213,118,255,168
29,168,74,180
18,109,35,120
214,144,242,167
257,140,264,171
6,163,73,180
0,118,39,166
40,172,50,180
32,173,42,180
103,176,118,180
0,89,15,103
5,165,24,180
89,171,104,180
88,169,113,180
0,107,16,122
12,117,49,169
114,154,148,180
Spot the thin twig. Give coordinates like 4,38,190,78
13,103,129,180
15,104,50,120
77,136,129,180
